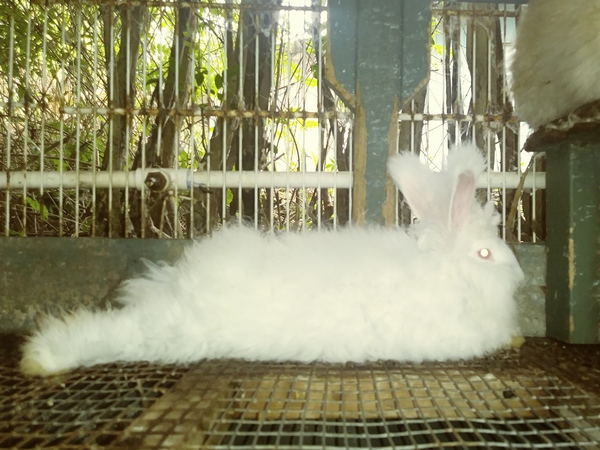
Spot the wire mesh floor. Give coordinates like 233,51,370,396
1,336,600,449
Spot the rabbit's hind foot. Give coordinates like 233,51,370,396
20,340,67,377
510,335,526,349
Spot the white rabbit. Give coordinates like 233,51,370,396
21,144,524,376
511,0,600,128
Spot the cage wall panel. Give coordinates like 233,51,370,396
1,1,547,239
0,0,351,237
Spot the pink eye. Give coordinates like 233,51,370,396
478,248,492,260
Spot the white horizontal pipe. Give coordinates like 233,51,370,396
0,169,354,190
478,172,546,190
180,170,354,189
0,169,546,190
0,170,145,190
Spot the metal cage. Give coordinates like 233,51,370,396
2,0,600,448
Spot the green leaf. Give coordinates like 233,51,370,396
214,72,223,90
195,67,207,86
26,197,49,220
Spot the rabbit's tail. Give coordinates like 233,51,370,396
21,307,145,376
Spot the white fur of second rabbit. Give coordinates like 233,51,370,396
511,0,600,128
21,144,524,376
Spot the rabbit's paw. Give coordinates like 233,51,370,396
20,340,68,377
20,356,51,377
509,335,526,349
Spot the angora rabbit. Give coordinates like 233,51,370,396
511,0,600,128
21,144,524,376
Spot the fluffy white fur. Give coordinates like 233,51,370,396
21,144,524,376
511,0,600,128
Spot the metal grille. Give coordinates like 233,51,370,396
1,0,548,240
401,2,545,243
3,337,600,448
1,0,351,237
217,419,583,448
1,336,189,448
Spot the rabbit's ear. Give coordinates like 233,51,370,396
445,144,486,229
449,171,476,230
388,153,447,221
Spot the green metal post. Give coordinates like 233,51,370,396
544,131,600,343
328,0,430,224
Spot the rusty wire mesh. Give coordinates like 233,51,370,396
1,335,190,448
2,336,600,449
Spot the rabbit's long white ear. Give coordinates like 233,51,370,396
449,171,476,230
446,144,486,230
388,152,447,221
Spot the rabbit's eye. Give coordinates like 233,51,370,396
478,248,492,260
